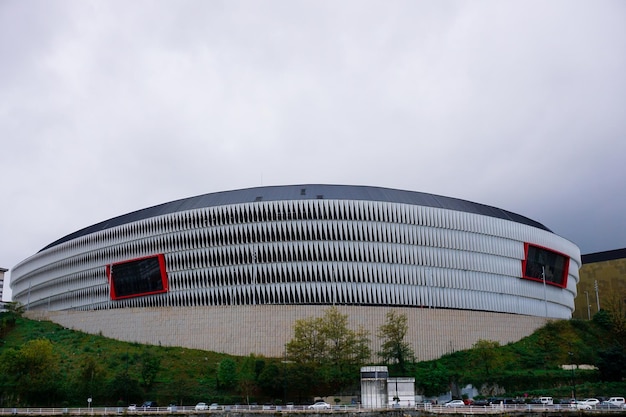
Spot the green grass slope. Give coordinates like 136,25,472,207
413,315,626,399
0,312,239,407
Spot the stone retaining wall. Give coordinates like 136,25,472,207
27,305,547,360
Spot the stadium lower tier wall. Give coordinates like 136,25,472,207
26,305,548,361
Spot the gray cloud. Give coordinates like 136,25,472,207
2,0,625,300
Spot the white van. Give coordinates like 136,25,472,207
539,397,554,405
607,397,625,407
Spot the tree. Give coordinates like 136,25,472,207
414,362,450,397
238,355,259,404
593,309,612,329
257,362,282,400
0,338,61,405
0,305,22,341
140,351,161,389
217,358,238,389
597,345,626,381
107,351,142,405
286,306,370,396
107,369,142,406
70,355,107,405
0,313,16,340
470,339,501,380
534,329,561,369
377,310,415,374
603,293,626,345
3,302,25,316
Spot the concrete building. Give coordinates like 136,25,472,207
387,377,416,407
360,366,388,408
10,184,581,360
360,366,415,408
574,248,626,320
0,267,7,302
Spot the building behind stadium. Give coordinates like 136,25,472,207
10,185,581,361
0,267,7,305
573,248,626,320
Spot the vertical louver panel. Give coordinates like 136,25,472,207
12,195,578,319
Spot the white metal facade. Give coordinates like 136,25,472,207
11,188,581,319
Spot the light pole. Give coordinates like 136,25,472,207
394,378,399,408
542,266,548,318
568,351,576,400
332,267,336,306
283,348,287,405
585,291,591,320
427,268,433,309
252,247,258,305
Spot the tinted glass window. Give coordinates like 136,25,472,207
110,255,167,299
524,245,568,286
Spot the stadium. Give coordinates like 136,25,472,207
10,184,581,361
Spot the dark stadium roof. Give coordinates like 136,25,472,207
581,248,626,264
40,184,552,252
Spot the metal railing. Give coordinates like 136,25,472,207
2,403,626,415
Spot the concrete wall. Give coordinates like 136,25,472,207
27,305,548,361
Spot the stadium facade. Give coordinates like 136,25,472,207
10,185,581,360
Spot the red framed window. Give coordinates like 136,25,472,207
521,243,569,288
107,254,168,300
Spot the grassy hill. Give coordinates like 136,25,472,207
0,312,247,407
2,310,626,407
412,314,626,400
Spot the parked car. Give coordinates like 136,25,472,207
488,397,517,405
539,397,553,405
308,401,331,410
444,400,465,408
167,404,178,412
608,397,625,407
600,398,626,409
578,398,600,408
141,401,158,409
127,404,137,412
471,399,490,406
195,402,208,411
209,404,220,410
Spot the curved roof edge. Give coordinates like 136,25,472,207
40,184,552,252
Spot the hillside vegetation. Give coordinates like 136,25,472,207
1,308,626,408
413,314,626,400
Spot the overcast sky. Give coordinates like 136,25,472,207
2,1,625,301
